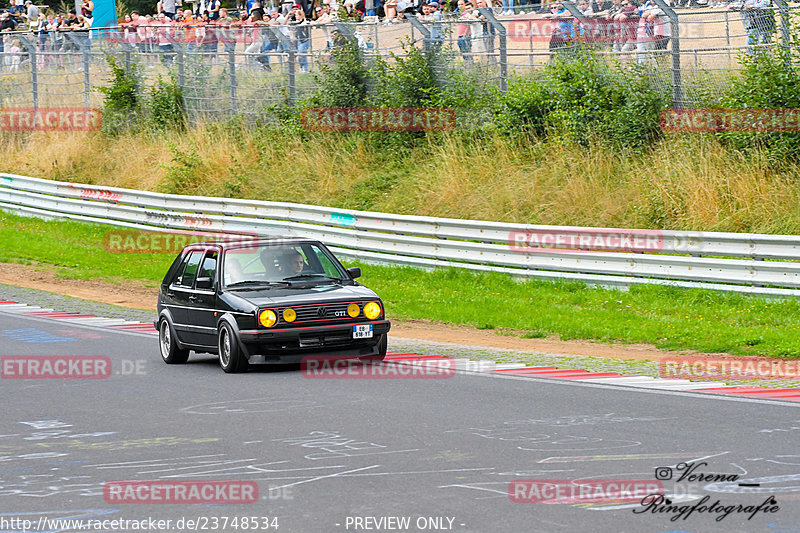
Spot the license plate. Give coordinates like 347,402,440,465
353,325,373,339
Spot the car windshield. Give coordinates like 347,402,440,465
223,243,346,287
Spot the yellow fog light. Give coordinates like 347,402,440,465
283,308,297,323
363,301,381,320
259,309,278,328
347,303,360,318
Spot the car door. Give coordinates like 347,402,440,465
170,250,204,342
185,249,219,348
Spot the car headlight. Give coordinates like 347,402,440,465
363,301,382,320
283,308,297,323
259,309,278,328
347,303,360,318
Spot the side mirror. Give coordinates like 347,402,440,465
196,277,214,290
347,267,361,279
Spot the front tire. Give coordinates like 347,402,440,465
159,319,190,364
359,333,387,362
219,323,249,373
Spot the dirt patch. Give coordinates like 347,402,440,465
0,261,721,362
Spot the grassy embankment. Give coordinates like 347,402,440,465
2,128,800,233
2,211,800,359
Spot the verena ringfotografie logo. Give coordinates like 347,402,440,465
660,356,800,381
301,356,456,379
0,108,102,131
1,356,111,379
104,480,258,504
104,230,259,253
661,108,800,133
509,229,664,253
300,108,456,132
509,479,663,503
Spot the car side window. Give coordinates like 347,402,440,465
198,252,218,287
179,251,204,288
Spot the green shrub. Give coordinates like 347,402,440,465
98,55,142,134
149,75,186,131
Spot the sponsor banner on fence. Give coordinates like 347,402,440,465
661,108,800,133
0,108,102,131
509,229,664,253
660,356,800,381
104,480,259,504
509,479,664,503
300,107,456,132
301,356,456,379
104,230,259,253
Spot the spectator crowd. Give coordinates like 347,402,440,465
0,0,779,71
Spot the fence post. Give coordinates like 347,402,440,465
479,8,507,93
653,0,682,108
773,0,790,56
228,49,237,115
66,33,92,110
407,15,432,51
17,35,38,110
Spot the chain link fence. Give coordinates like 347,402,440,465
0,4,797,120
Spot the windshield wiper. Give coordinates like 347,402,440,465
226,280,291,289
282,274,343,284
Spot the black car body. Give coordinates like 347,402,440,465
156,238,391,373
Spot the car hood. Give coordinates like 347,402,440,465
228,283,380,307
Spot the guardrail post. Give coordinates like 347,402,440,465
16,35,38,110
653,0,682,108
479,8,507,93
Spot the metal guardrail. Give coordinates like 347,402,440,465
2,172,800,297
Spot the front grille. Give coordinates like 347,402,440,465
271,301,369,326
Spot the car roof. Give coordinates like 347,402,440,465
182,237,322,252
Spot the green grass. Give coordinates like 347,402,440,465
3,211,800,359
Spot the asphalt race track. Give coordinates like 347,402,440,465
1,306,800,533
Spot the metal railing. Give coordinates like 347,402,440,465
0,5,797,115
3,172,800,297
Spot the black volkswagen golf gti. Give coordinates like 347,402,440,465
156,238,391,373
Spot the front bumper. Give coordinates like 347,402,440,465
239,320,391,361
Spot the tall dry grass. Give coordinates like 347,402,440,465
3,127,800,233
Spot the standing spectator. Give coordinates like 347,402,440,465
419,1,443,51
456,1,476,62
217,8,236,52
158,0,177,19
80,0,94,25
25,1,39,30
0,11,17,59
314,6,334,48
8,0,24,21
728,0,774,54
155,12,175,62
250,1,265,21
612,0,638,54
544,2,575,57
286,3,310,71
207,0,221,19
